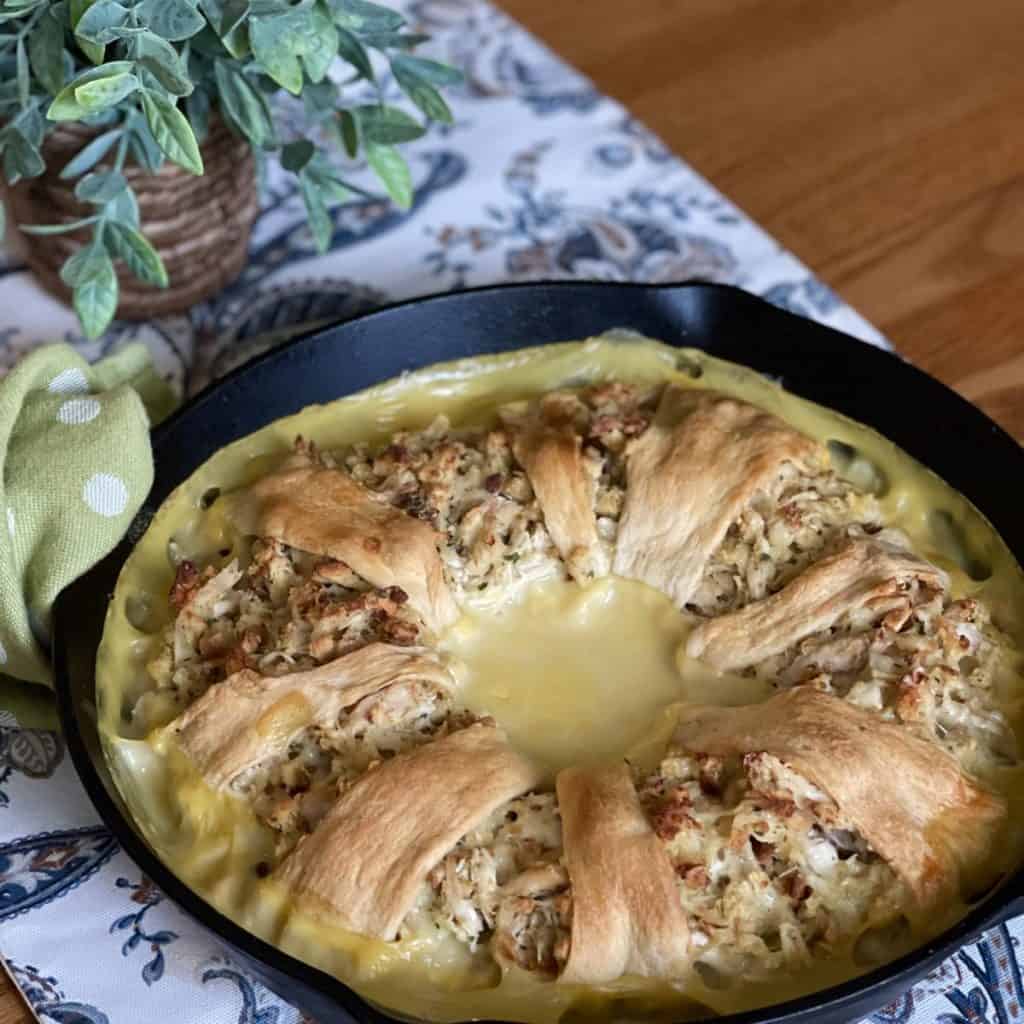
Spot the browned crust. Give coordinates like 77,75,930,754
671,688,1006,904
686,536,948,671
223,454,459,633
173,643,451,790
613,387,820,608
557,763,691,984
275,723,542,940
506,394,607,581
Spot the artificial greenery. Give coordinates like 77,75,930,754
0,0,460,337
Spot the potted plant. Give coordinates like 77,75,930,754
0,0,460,337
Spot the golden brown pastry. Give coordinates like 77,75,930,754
505,394,608,582
223,451,459,633
275,723,542,940
613,387,820,609
686,536,948,671
670,688,1006,904
173,643,452,790
557,763,691,984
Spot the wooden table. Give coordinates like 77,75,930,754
2,2,1022,1021
501,0,1024,439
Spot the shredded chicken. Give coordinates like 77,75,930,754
689,473,882,617
147,538,426,711
246,691,474,855
146,526,467,854
419,792,565,955
637,750,908,983
343,417,562,603
756,576,1015,778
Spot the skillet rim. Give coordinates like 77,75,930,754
53,279,1024,1024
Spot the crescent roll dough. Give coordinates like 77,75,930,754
173,643,451,790
687,536,948,671
671,688,1006,904
506,394,608,582
557,763,690,984
275,723,542,940
224,453,459,634
613,387,820,609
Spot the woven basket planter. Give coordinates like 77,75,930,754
5,116,258,320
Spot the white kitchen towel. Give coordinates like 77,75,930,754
6,4,1011,1024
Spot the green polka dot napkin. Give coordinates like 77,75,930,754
0,343,174,709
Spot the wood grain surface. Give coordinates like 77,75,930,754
503,0,1024,440
2,1,1022,1022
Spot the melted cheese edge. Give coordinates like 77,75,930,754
97,336,1024,1023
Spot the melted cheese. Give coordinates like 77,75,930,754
97,335,1024,1022
450,578,772,779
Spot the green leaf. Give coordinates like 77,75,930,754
390,54,462,87
365,140,411,208
219,9,248,54
2,132,44,184
358,30,426,51
137,0,204,40
391,59,451,123
248,12,300,93
70,0,106,65
213,60,272,145
335,25,373,80
200,0,249,57
76,68,138,108
281,138,314,172
74,0,130,44
305,155,351,203
11,104,44,148
302,2,337,83
355,103,424,144
105,182,139,225
71,244,118,338
15,37,28,107
60,239,106,285
338,107,359,157
75,168,127,202
140,89,202,172
249,3,335,93
301,77,337,118
60,128,121,177
134,31,192,95
127,115,163,171
185,85,209,141
105,220,168,286
298,173,330,252
330,0,402,32
27,10,66,95
47,62,138,119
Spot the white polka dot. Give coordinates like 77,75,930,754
57,397,101,425
47,367,89,394
0,640,8,666
82,473,129,517
6,507,13,538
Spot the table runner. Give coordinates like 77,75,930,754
3,2,1018,1023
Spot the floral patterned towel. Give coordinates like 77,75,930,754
7,3,1014,1024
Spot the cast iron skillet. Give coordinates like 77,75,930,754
53,282,1024,1024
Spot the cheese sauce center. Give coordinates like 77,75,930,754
448,578,770,776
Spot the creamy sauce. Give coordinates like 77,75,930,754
96,336,1024,1023
449,578,772,779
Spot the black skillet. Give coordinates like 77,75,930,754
53,282,1024,1024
